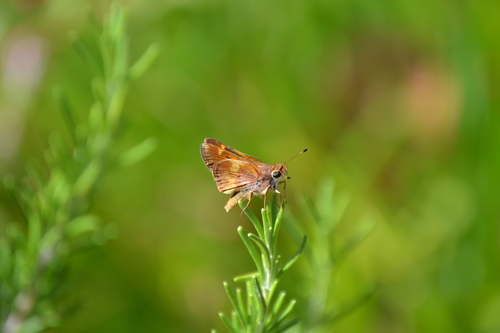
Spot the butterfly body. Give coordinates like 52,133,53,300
200,138,290,212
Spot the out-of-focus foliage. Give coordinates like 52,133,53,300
0,0,499,332
0,4,157,333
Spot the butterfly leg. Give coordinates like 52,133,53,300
274,181,287,208
265,184,278,210
282,180,287,201
240,192,254,216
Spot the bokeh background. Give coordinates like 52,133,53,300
1,0,499,332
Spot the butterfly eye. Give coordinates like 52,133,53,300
272,170,281,178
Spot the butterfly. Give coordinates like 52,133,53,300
200,138,306,212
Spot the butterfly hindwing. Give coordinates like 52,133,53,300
212,159,260,194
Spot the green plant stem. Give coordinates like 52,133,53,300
216,199,306,333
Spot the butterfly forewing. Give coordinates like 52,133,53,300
201,138,265,170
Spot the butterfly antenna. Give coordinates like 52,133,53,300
283,148,308,164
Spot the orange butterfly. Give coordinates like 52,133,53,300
200,138,306,212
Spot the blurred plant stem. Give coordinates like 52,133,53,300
285,179,375,332
0,4,158,333
213,198,307,333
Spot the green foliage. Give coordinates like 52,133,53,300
214,199,307,333
286,179,375,332
0,4,157,333
1,0,499,332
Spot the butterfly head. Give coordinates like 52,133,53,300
271,164,290,181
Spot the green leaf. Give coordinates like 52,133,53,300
118,137,158,167
244,280,257,326
73,160,102,197
267,298,298,332
276,299,296,323
39,225,62,255
240,202,264,239
238,227,264,280
106,84,127,129
271,206,285,251
129,43,160,80
252,277,267,321
230,311,239,329
262,207,272,243
219,312,239,333
280,234,307,275
223,282,245,329
233,271,259,283
248,233,271,269
270,291,286,318
47,170,70,213
273,318,299,333
65,215,100,238
236,288,248,327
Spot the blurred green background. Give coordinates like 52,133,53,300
1,0,499,332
